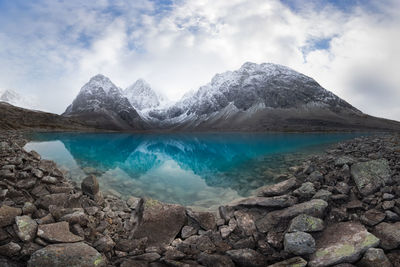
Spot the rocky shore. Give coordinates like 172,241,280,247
0,131,400,266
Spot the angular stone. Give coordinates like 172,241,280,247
28,242,105,267
130,199,186,246
373,222,400,250
0,205,22,227
284,231,316,255
361,209,386,226
293,182,316,199
234,210,257,236
15,215,37,242
131,252,161,262
0,242,21,257
267,257,307,267
187,210,216,231
16,177,37,189
230,195,297,209
350,159,391,196
335,156,355,167
309,222,379,267
20,242,43,257
198,252,235,267
37,221,84,243
256,199,328,233
257,178,297,197
181,225,197,239
81,175,99,198
22,202,37,215
126,196,142,210
36,193,68,209
357,248,392,267
41,176,58,184
227,248,267,267
288,214,324,233
308,171,324,182
312,189,332,202
93,235,115,252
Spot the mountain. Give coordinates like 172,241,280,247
147,62,400,131
0,89,36,109
124,79,161,110
63,74,147,131
0,102,96,131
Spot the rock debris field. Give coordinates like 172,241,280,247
0,131,400,266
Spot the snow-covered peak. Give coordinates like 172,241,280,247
80,74,118,95
124,79,160,110
0,89,37,109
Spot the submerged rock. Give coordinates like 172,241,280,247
28,242,105,267
308,222,379,267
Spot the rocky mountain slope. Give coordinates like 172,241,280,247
0,102,97,131
63,74,147,131
124,79,162,110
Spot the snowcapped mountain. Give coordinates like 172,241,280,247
63,74,147,130
124,79,161,110
0,89,37,109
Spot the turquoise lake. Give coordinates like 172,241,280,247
24,132,363,209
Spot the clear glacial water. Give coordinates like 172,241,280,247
24,132,363,209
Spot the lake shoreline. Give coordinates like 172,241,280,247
0,130,399,266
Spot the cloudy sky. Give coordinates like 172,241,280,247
0,0,399,119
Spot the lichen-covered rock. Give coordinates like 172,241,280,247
357,248,392,267
309,222,379,267
293,182,316,200
267,257,307,267
284,231,316,255
15,215,37,242
130,199,186,246
257,178,297,197
0,205,22,227
373,222,400,250
28,242,105,267
350,159,391,196
37,221,84,243
226,248,267,267
256,199,328,233
288,214,324,233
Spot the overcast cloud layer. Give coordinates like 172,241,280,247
0,0,399,120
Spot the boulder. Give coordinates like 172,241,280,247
81,175,99,198
335,156,355,167
28,242,105,267
257,178,297,197
93,235,115,253
312,189,332,202
373,222,400,250
187,210,216,231
357,248,392,267
226,248,267,267
230,195,297,209
267,257,307,267
37,221,84,243
350,159,391,196
181,225,197,239
36,193,68,209
361,209,386,226
0,205,22,227
0,242,21,257
293,182,316,200
234,210,257,236
15,215,37,242
130,199,186,246
309,222,379,267
256,199,328,233
198,252,235,267
284,231,316,255
288,214,324,233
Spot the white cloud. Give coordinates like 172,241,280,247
0,0,399,121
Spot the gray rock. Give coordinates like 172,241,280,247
36,193,68,209
130,199,186,246
164,248,185,260
37,221,84,243
22,202,37,215
335,156,355,167
41,176,58,184
131,252,161,262
28,242,105,267
361,209,386,226
93,235,115,252
284,231,316,255
312,189,332,201
257,178,297,197
20,242,43,257
385,210,400,222
256,199,328,233
0,242,21,257
308,171,324,182
293,182,316,199
373,222,400,250
226,248,267,267
309,222,379,267
357,248,392,267
187,210,216,231
181,225,197,239
288,214,324,233
15,215,37,242
198,252,235,267
126,196,143,210
0,205,22,227
234,210,257,236
267,256,307,267
220,218,237,239
81,175,99,198
230,195,297,209
350,159,391,196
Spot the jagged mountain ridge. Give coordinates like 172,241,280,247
62,63,400,132
63,74,147,131
0,89,36,109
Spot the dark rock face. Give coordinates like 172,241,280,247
63,74,147,131
28,242,105,267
